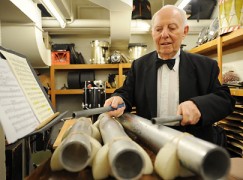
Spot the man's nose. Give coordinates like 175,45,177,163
161,29,169,38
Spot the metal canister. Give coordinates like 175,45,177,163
128,43,147,62
90,40,110,64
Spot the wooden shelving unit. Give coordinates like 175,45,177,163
189,28,243,96
189,38,218,55
50,63,131,108
190,29,243,55
230,89,243,97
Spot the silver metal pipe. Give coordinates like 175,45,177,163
117,113,230,180
151,115,182,125
98,113,144,180
72,103,125,118
50,118,93,172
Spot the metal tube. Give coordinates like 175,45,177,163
117,113,230,180
151,115,182,125
73,106,112,118
50,118,93,172
98,113,144,180
72,103,125,118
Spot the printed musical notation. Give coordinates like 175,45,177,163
0,50,54,123
0,58,39,143
0,48,57,144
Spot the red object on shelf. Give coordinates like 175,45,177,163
52,51,70,65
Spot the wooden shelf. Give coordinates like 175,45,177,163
51,63,131,70
189,28,243,86
50,63,131,108
52,89,116,95
189,39,218,55
221,28,243,48
54,89,84,94
189,28,243,55
230,88,243,97
52,64,119,70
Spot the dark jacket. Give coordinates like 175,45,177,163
113,50,235,144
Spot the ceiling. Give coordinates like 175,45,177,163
38,0,216,20
38,0,177,35
35,0,217,35
0,0,217,36
38,0,178,19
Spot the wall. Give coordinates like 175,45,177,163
51,33,199,67
222,47,243,81
0,20,6,180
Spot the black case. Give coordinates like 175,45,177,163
132,0,152,20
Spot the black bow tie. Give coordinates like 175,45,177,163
156,58,175,70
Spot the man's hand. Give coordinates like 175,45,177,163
177,100,201,126
104,96,126,117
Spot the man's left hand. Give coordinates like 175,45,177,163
177,101,201,126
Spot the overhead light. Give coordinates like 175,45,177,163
175,0,191,9
40,0,66,28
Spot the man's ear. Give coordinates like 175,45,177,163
183,25,189,38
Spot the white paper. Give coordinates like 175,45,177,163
0,58,39,143
0,50,54,123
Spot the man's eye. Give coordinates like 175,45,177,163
169,26,177,30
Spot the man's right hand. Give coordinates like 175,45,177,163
104,96,126,117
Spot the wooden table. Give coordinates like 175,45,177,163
52,119,76,149
25,120,237,180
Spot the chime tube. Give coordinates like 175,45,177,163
72,103,125,118
51,118,92,172
117,113,230,180
98,113,144,180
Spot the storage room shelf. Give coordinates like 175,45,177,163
230,88,243,96
189,28,243,88
52,89,116,95
189,39,218,55
189,28,243,55
51,63,131,70
50,63,131,108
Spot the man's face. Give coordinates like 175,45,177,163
152,8,189,59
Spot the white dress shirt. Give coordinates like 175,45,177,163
157,50,180,125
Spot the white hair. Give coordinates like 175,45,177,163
151,5,188,27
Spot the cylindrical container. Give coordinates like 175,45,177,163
128,43,147,62
90,40,110,64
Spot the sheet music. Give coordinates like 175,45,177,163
0,58,39,143
0,50,54,123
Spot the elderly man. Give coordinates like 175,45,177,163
104,5,235,145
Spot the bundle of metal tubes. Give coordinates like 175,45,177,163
116,113,231,180
50,112,230,180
